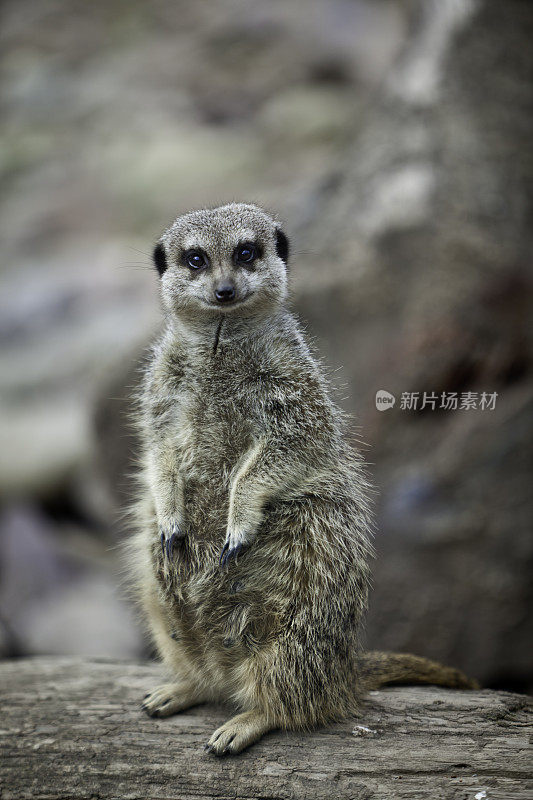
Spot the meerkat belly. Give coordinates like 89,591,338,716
154,557,279,697
163,503,293,691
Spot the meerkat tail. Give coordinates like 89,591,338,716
359,651,480,691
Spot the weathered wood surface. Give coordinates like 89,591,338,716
0,658,531,800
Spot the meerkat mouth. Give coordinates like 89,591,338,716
203,293,254,311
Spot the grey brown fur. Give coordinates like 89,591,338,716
128,203,476,756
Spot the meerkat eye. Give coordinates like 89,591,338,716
185,250,207,270
234,243,258,265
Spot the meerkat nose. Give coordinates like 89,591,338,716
215,283,236,303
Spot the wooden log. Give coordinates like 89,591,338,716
0,657,531,799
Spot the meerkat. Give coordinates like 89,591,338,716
129,202,477,756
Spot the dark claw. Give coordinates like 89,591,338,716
222,734,236,754
219,541,229,565
165,534,175,559
219,541,244,568
160,522,185,559
204,744,214,753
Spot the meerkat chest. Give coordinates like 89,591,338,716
180,366,257,464
166,388,197,468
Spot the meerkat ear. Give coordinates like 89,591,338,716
153,242,167,276
275,228,289,265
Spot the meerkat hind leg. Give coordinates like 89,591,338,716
142,681,205,718
205,709,273,756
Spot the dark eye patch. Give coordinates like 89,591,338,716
182,248,209,271
233,241,262,266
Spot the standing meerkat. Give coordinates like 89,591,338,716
129,202,477,756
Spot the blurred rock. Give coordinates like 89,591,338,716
22,576,142,658
0,505,143,658
258,86,356,145
0,240,159,500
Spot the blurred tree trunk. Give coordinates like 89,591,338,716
292,0,533,690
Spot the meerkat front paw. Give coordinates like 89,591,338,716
141,682,202,718
219,529,250,567
158,519,186,559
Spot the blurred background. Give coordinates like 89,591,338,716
1,0,531,691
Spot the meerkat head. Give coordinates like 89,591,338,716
152,203,289,320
